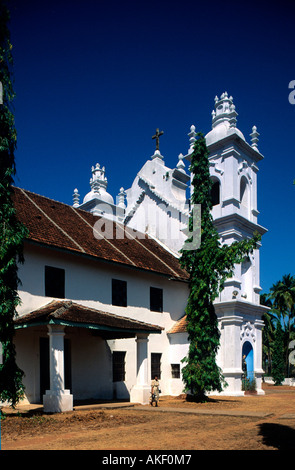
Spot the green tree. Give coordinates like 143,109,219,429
0,1,27,406
260,293,275,375
179,132,261,401
272,321,285,385
269,274,295,376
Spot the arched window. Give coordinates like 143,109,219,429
240,176,249,207
241,256,251,275
242,341,254,378
210,179,220,206
241,256,252,300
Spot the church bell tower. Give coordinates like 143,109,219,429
186,92,269,395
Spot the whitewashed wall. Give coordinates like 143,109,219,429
16,242,189,403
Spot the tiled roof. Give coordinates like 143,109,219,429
15,300,163,337
168,315,188,334
12,187,189,281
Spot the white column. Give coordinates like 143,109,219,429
43,325,73,413
254,319,265,395
218,315,245,396
130,334,150,404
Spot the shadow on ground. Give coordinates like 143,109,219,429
258,423,295,450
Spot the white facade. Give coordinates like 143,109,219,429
16,243,189,408
124,149,190,254
12,92,269,411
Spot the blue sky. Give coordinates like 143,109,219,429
7,0,295,294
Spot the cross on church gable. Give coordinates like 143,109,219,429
152,128,164,151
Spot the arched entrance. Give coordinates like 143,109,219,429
242,341,254,379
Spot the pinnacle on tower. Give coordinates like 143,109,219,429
250,125,260,150
72,188,80,207
211,92,238,129
90,163,109,193
188,125,197,153
177,153,186,172
118,187,126,208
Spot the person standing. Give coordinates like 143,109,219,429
150,375,160,406
242,355,247,374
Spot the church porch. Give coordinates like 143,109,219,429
14,300,162,413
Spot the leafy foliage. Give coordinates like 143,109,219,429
179,132,261,400
262,274,295,377
260,294,276,376
0,1,28,406
242,375,257,392
272,322,285,385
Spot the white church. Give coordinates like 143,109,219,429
11,92,268,412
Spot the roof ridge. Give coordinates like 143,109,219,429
13,186,94,217
123,225,182,279
20,188,87,253
13,186,72,208
69,301,163,329
16,300,163,332
51,301,73,318
70,205,138,267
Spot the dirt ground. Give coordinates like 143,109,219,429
1,383,295,451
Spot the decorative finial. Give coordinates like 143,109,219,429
73,188,80,207
250,125,259,150
118,187,126,208
212,92,238,129
188,125,197,153
152,128,164,151
151,149,164,162
229,103,237,128
177,153,186,172
90,163,109,193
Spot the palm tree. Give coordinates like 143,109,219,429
269,274,295,376
260,293,275,375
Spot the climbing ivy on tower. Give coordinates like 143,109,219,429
179,132,261,401
0,1,28,406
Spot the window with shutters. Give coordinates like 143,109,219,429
171,363,180,378
112,351,126,382
45,266,65,298
150,287,163,312
112,279,127,307
151,353,162,379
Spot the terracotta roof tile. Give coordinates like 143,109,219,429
168,315,188,334
12,187,189,281
15,300,163,335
